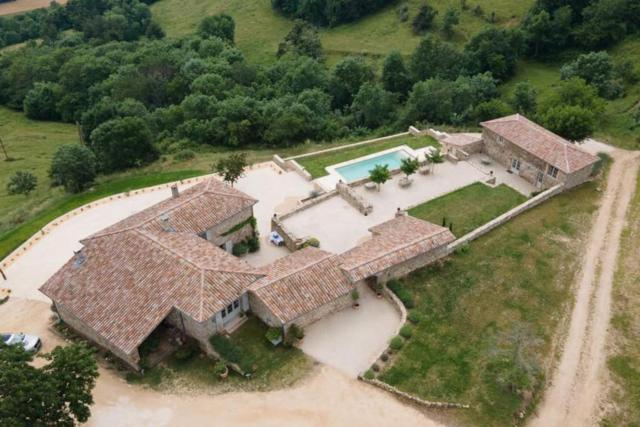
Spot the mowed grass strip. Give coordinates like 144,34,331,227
408,182,527,237
602,170,640,425
379,179,602,426
295,135,439,179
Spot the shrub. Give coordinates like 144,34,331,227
407,311,421,324
49,144,97,193
289,323,305,340
390,336,404,351
246,235,260,253
371,363,380,372
363,369,375,380
173,342,197,362
380,353,389,362
209,335,252,372
214,361,228,376
399,325,413,339
351,289,360,301
6,171,37,196
265,327,282,344
592,152,611,176
397,3,409,22
304,237,320,248
232,241,249,256
387,280,415,308
174,149,196,161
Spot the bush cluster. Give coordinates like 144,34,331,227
387,280,415,309
209,334,253,372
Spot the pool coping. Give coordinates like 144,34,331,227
325,145,418,184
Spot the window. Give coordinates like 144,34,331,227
227,304,233,314
511,158,521,170
233,300,239,309
221,310,226,318
547,165,559,178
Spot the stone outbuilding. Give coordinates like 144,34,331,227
480,114,599,189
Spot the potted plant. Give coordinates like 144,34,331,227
351,289,360,309
289,323,305,344
375,282,384,298
215,361,228,379
265,327,283,346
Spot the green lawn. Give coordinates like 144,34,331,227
128,317,312,392
601,170,640,425
295,134,439,179
378,178,603,426
408,182,527,237
151,0,533,66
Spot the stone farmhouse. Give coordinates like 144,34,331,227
441,114,599,190
41,179,454,370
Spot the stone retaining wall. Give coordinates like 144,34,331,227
286,159,313,181
358,377,470,409
286,131,411,161
336,182,373,215
271,215,305,252
449,184,564,249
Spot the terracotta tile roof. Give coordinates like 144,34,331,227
339,216,455,283
88,178,257,240
40,178,263,357
250,247,353,324
442,132,482,147
480,114,598,174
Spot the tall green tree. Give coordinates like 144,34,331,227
412,3,438,34
351,83,394,129
410,35,466,81
0,342,98,426
277,20,323,59
215,152,247,186
330,56,374,109
464,28,524,81
49,144,97,193
442,7,460,38
23,82,62,121
90,116,158,172
511,81,538,115
198,14,235,44
368,163,391,191
381,51,412,96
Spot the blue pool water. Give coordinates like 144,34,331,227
335,149,411,183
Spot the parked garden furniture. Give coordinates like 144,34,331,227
419,165,430,175
364,182,377,190
399,177,412,188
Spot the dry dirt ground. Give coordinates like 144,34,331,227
529,150,640,427
0,297,443,427
0,0,67,16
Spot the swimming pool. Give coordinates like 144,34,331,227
334,149,411,183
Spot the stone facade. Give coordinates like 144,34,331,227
55,302,141,369
204,207,254,249
372,245,452,284
336,182,373,215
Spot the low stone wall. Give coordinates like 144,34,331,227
272,154,287,170
336,182,373,215
286,159,313,181
280,190,337,220
450,184,564,249
286,131,411,161
358,377,470,409
271,215,305,252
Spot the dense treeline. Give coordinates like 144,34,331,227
271,0,395,26
0,0,638,193
0,0,160,48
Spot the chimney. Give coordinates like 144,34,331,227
170,184,179,199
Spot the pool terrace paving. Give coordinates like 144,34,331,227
282,157,536,255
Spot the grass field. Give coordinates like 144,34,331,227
408,182,527,237
601,170,640,425
378,178,603,426
151,0,533,66
295,134,438,178
128,317,311,392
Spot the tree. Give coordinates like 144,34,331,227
409,35,466,81
90,116,158,172
198,14,235,44
330,56,374,109
412,3,438,34
442,7,459,38
560,51,622,99
50,144,97,193
426,149,444,173
277,20,323,59
539,77,605,116
473,99,512,122
381,51,412,96
368,164,391,191
215,152,247,186
400,157,419,178
511,81,537,115
7,171,37,195
23,82,62,120
351,83,394,129
464,28,524,81
0,342,98,426
541,105,596,141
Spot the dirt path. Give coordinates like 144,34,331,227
0,0,67,16
529,151,640,427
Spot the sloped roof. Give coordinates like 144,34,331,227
480,114,598,173
250,247,353,324
339,216,455,283
88,178,257,240
40,178,262,357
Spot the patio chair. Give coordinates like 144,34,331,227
419,165,430,175
364,182,377,190
399,177,412,188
